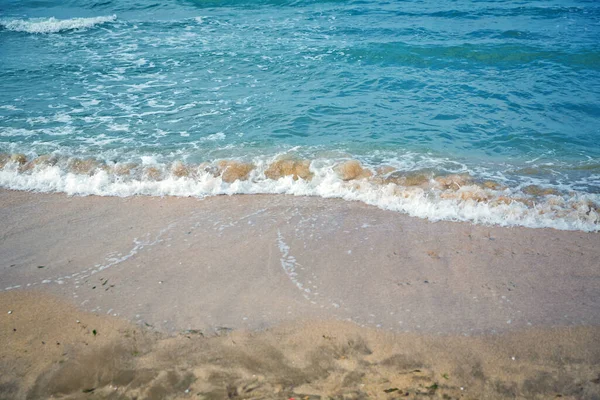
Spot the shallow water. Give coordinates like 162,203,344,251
1,0,599,230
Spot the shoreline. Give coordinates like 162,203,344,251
1,188,598,335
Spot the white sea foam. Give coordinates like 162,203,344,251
0,158,598,232
0,105,21,111
0,128,37,137
201,132,226,141
106,123,130,132
1,15,116,34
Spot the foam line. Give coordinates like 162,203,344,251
0,156,598,231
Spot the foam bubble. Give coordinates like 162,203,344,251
0,15,117,34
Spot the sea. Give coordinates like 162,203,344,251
0,0,599,231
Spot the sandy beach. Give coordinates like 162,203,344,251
1,189,600,399
3,0,600,397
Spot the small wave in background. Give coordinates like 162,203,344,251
0,0,599,231
0,15,116,34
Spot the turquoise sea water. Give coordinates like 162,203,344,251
1,0,599,230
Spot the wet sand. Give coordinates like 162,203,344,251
1,189,599,398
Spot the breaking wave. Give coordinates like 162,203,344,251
0,154,598,232
0,15,117,34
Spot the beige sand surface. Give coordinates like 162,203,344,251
1,290,599,399
0,189,599,398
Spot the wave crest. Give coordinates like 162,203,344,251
0,15,116,34
0,154,598,232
